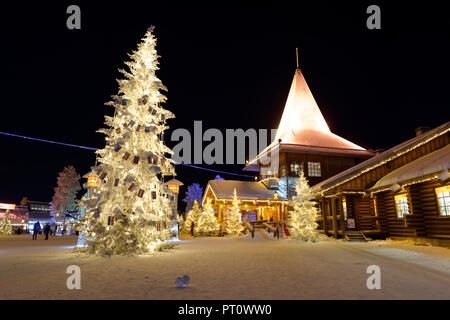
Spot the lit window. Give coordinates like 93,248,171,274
308,162,321,177
280,164,286,177
394,193,410,218
342,196,347,220
435,186,450,216
290,161,303,176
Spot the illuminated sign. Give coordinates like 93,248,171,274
0,203,16,210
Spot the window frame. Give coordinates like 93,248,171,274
307,162,321,177
394,193,410,219
435,185,450,217
289,161,303,177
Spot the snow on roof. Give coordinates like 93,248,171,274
165,178,184,186
369,144,450,190
206,180,284,200
275,69,366,151
312,121,450,192
244,69,372,171
82,171,97,178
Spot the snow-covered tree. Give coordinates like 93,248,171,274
287,171,320,241
78,26,176,256
0,210,13,235
183,200,202,234
195,199,220,237
224,188,244,235
51,165,81,230
182,183,203,212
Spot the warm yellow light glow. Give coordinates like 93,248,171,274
167,184,180,194
165,179,183,195
274,192,278,200
274,69,366,151
342,196,347,220
86,175,99,188
394,193,410,218
435,185,450,216
0,203,16,210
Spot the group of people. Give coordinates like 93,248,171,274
32,222,66,240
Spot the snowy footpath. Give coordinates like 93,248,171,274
1,232,450,299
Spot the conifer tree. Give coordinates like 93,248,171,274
195,199,220,237
287,171,319,241
224,188,244,235
0,210,13,235
78,26,176,255
183,200,202,234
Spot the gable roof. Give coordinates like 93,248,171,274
312,121,450,192
203,180,284,202
369,144,450,191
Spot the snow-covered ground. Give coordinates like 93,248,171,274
1,232,450,299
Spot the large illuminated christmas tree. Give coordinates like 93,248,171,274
224,188,244,235
287,171,319,241
79,26,176,255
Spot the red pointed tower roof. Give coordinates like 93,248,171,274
245,67,373,171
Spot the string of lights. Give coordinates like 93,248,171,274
0,130,255,178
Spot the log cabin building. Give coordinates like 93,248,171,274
202,180,288,222
243,67,374,198
202,66,374,223
312,122,450,244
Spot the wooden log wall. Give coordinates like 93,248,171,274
341,132,449,191
378,191,418,237
417,180,450,239
374,195,388,233
351,196,374,230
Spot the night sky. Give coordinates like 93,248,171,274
1,2,449,210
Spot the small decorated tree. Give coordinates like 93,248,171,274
183,200,202,234
195,199,220,237
224,188,244,235
287,171,319,241
0,210,13,235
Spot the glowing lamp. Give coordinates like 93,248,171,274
0,203,16,210
274,191,278,200
83,171,99,188
165,179,184,194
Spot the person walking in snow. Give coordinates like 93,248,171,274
43,223,51,240
190,221,194,237
32,222,41,240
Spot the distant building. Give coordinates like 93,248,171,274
0,203,28,233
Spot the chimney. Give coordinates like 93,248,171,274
415,127,431,137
